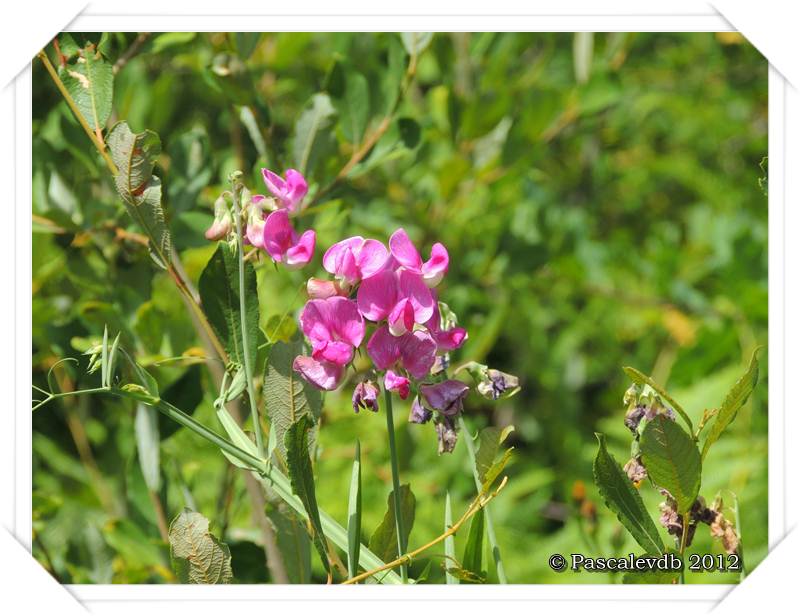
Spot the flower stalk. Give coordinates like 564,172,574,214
383,388,408,583
230,172,266,459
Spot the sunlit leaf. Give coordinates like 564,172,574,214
169,509,233,584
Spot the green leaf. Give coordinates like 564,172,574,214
234,33,262,59
400,32,433,56
292,92,336,175
368,484,416,563
343,71,370,145
265,503,311,584
215,406,261,471
462,508,485,584
397,117,421,149
284,416,330,576
475,425,515,483
347,440,362,579
641,415,702,513
593,433,664,555
702,348,760,460
481,447,513,494
623,366,694,434
159,366,203,440
134,403,161,492
198,242,259,369
444,492,457,584
263,340,322,461
58,44,113,130
169,509,233,584
107,122,172,269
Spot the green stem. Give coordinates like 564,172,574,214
679,512,690,584
383,388,408,583
230,176,265,459
458,416,508,583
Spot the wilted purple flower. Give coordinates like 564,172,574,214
624,405,646,434
419,380,470,417
352,380,380,413
409,397,432,424
623,457,647,485
476,369,520,401
435,416,458,454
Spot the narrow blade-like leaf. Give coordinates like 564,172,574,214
444,492,457,584
461,508,485,584
347,440,362,579
135,403,161,492
368,484,416,564
292,93,335,175
593,433,664,555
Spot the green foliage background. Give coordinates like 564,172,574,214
32,32,767,583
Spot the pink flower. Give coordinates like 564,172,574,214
389,228,449,287
384,370,411,400
262,209,316,269
261,168,308,212
353,380,380,413
245,195,270,248
205,195,232,240
323,236,389,287
425,302,468,352
299,296,365,366
366,326,436,379
357,268,435,336
293,356,345,391
419,380,470,417
306,278,343,300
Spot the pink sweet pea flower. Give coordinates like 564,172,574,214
366,326,436,379
384,370,411,400
323,236,389,287
244,195,272,248
357,268,435,336
262,209,316,269
293,355,345,391
261,168,308,212
389,228,449,287
299,296,365,366
425,302,468,352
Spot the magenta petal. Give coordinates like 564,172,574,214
327,296,366,348
262,209,293,262
262,169,285,197
316,340,354,365
357,269,397,322
421,242,449,287
246,218,265,248
357,239,390,278
323,237,363,275
436,326,468,351
366,326,401,371
384,370,410,400
283,168,308,210
307,278,340,300
398,269,435,324
300,299,334,345
293,355,345,391
285,229,316,269
389,228,423,270
400,330,437,379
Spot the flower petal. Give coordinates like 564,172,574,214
420,380,470,416
366,325,401,371
285,229,316,269
400,330,437,379
389,228,423,270
293,355,345,391
421,242,449,287
327,296,366,348
307,278,340,300
262,209,294,262
384,370,410,400
357,269,397,322
357,239,390,278
398,269,435,325
261,168,285,197
283,168,308,210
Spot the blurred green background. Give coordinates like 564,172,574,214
32,32,767,584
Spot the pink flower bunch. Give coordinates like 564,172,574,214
205,168,316,269
292,228,470,453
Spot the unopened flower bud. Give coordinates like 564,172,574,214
352,380,380,413
307,278,342,300
205,194,232,241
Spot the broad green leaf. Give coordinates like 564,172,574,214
623,366,694,433
284,416,330,576
134,403,161,492
444,492,457,584
151,32,196,53
263,340,322,460
368,484,416,564
400,32,433,56
593,433,664,555
460,508,485,584
347,440,362,579
292,92,335,175
475,425,515,483
641,415,702,513
169,509,233,584
107,122,172,269
343,71,370,145
198,242,259,369
58,44,113,130
702,348,760,460
266,503,311,584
